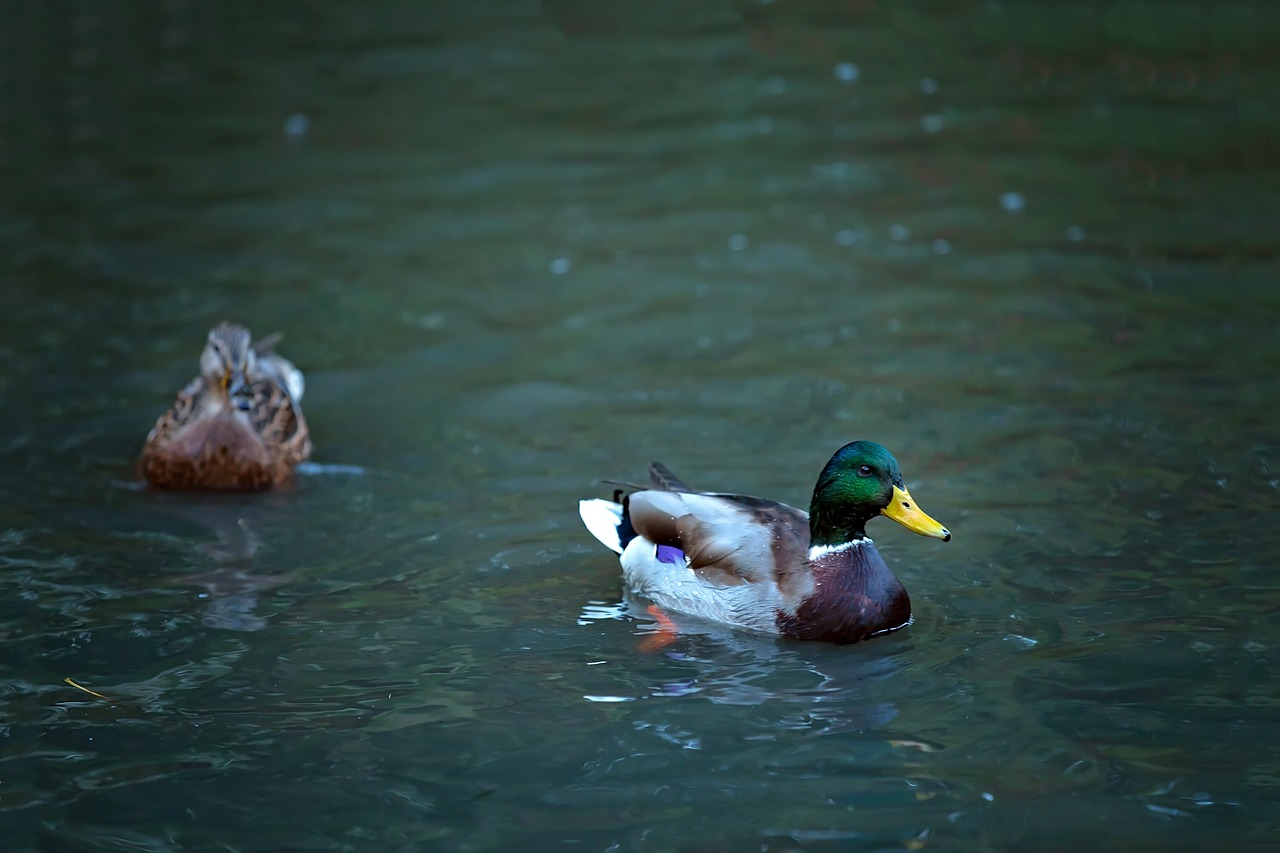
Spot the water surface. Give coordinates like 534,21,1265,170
2,2,1279,849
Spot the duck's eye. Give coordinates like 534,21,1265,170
857,465,873,477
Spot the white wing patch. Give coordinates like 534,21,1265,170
578,499,624,554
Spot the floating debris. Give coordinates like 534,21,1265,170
64,677,114,703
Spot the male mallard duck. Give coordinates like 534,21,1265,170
578,441,950,644
140,322,311,490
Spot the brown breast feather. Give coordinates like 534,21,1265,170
140,374,310,490
775,543,911,644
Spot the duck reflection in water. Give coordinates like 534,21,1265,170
579,592,904,735
184,564,288,633
168,505,291,632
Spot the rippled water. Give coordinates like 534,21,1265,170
2,2,1279,849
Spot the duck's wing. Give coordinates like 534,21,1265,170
647,460,691,492
250,376,311,464
144,376,205,445
600,461,691,496
626,488,810,592
257,351,305,403
252,331,284,355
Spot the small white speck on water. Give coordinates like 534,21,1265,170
834,62,860,83
1000,191,1026,213
836,229,857,246
919,77,939,95
981,792,995,802
403,311,447,330
921,114,944,133
549,257,571,274
932,238,952,255
1066,225,1086,241
728,234,749,251
888,224,911,241
283,113,310,143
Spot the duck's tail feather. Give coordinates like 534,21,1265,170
579,499,625,554
252,331,284,355
600,477,647,493
648,461,690,492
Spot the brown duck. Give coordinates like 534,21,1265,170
140,322,311,490
578,441,950,644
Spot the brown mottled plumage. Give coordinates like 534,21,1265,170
140,322,311,490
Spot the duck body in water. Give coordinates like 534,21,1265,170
579,441,951,644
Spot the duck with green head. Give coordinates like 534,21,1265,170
579,441,950,643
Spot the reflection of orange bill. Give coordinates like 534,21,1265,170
639,604,679,652
881,486,951,541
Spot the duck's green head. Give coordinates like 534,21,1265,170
809,440,951,546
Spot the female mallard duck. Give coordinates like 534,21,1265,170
578,441,950,644
140,322,311,490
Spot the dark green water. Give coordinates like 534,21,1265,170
2,2,1279,849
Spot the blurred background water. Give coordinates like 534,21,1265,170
2,1,1279,849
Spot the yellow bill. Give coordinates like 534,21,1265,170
881,486,951,541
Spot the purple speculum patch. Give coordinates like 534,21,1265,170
656,545,686,565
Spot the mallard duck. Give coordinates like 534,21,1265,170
578,441,950,644
140,322,311,490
